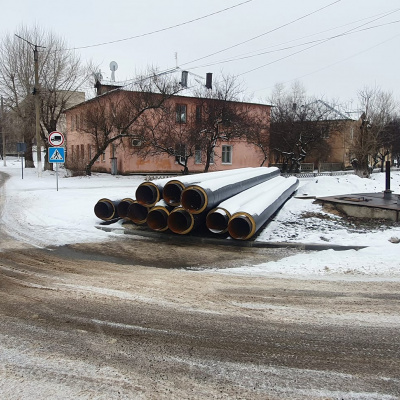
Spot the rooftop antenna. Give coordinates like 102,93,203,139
110,61,118,82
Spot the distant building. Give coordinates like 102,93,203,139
269,100,360,172
305,101,359,170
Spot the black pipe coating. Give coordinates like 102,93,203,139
94,198,121,221
127,201,149,225
116,198,135,219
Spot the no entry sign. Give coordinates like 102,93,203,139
49,131,65,147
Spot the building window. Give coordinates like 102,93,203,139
195,146,202,164
101,151,106,162
176,104,187,123
175,144,186,164
80,144,84,159
222,145,232,164
87,144,92,160
210,150,215,165
195,105,202,123
71,115,75,131
321,127,330,139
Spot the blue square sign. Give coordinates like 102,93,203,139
48,147,65,163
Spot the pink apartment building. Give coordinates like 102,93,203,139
64,87,271,175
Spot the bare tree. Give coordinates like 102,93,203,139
132,104,199,174
269,82,342,172
79,70,182,176
0,25,90,169
191,74,256,172
128,73,267,173
350,87,397,177
243,114,270,167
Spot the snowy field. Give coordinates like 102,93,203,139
1,158,399,280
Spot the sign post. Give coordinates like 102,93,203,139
16,142,27,179
48,131,65,191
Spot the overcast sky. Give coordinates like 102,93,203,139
1,0,399,108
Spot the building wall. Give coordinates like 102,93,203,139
303,120,358,169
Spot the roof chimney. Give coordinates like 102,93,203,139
206,73,212,89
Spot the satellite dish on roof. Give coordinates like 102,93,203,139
110,61,118,82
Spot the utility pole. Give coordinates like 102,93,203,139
33,44,41,177
15,35,45,177
1,96,5,166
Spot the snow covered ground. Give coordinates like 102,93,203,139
1,158,399,279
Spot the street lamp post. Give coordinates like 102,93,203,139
33,44,42,177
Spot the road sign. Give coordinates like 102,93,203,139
48,131,65,147
17,142,27,153
49,147,65,163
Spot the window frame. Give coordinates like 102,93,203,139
194,146,202,164
175,104,187,124
221,145,232,164
175,144,186,164
195,105,202,123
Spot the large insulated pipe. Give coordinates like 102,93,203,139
163,167,254,207
181,167,280,215
94,198,121,221
206,176,289,234
116,198,135,220
167,207,205,235
126,200,150,225
135,176,173,208
146,200,174,232
228,176,299,240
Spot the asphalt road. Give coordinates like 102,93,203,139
1,171,400,399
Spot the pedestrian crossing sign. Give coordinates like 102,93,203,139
48,147,65,163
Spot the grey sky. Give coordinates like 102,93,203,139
1,0,399,107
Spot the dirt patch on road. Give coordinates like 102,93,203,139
58,236,302,270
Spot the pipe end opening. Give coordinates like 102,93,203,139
206,209,229,234
163,182,184,206
228,215,253,240
168,209,193,234
181,188,206,213
147,209,169,231
136,183,158,206
94,200,114,220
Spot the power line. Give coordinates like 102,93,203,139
101,9,400,92
236,8,400,77
179,0,343,67
97,7,400,90
254,33,400,94
65,1,253,51
188,8,400,67
183,19,400,70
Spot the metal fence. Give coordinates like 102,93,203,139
282,170,355,178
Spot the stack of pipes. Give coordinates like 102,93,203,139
94,167,299,240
